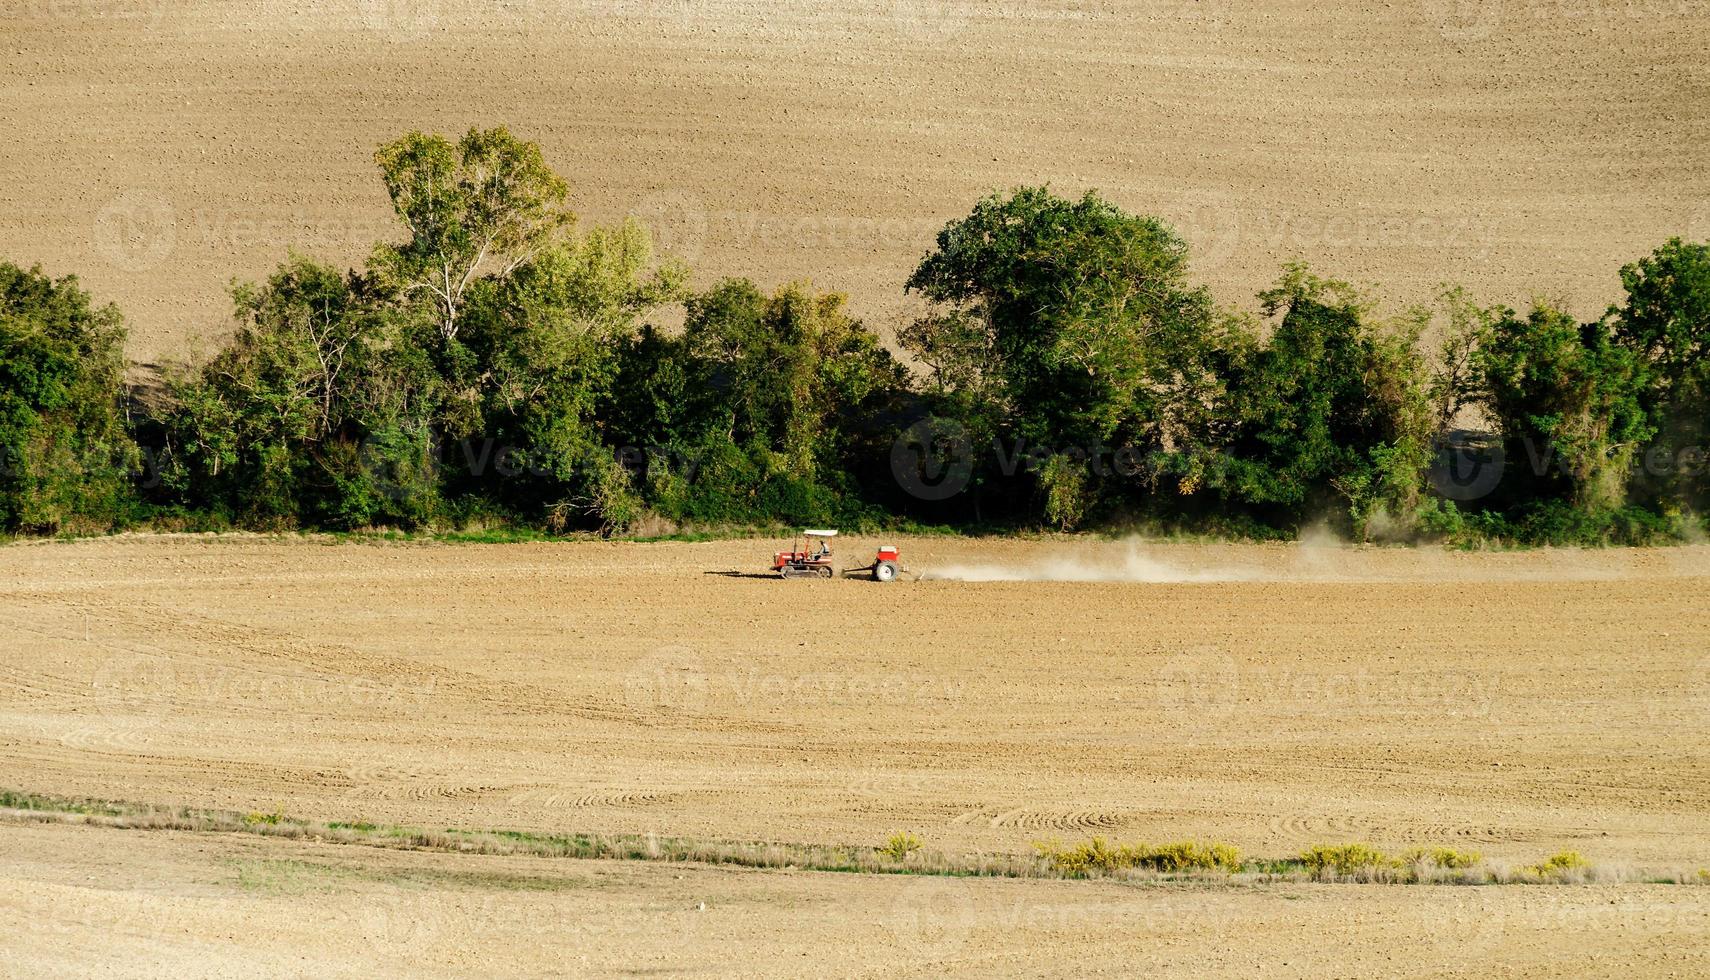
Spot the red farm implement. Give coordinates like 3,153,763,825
771,530,903,582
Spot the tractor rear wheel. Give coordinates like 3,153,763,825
817,566,834,579
874,561,897,583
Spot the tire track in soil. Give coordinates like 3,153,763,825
2,740,357,800
5,536,1707,863
0,593,622,730
35,592,823,739
951,808,1130,832
1262,812,1544,846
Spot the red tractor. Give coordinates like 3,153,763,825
772,530,902,582
774,530,839,579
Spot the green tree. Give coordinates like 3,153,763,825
1199,266,1433,537
464,219,687,530
687,279,905,470
1608,238,1710,508
0,263,137,532
152,131,689,535
904,187,1218,526
1476,302,1652,510
621,278,906,525
1611,238,1710,398
156,255,443,527
1422,285,1505,432
371,126,574,342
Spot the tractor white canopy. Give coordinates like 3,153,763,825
803,529,838,538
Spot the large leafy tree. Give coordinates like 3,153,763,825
156,255,443,527
463,219,687,527
1610,238,1710,397
1476,303,1652,510
683,279,905,480
371,126,574,342
157,130,692,534
606,278,905,525
1205,266,1432,532
904,187,1217,526
1608,238,1710,508
0,263,137,532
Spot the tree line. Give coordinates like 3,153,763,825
3,128,1706,543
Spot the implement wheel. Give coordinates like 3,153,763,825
874,561,898,583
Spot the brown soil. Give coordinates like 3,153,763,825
3,535,1709,973
5,2,1708,362
3,535,1707,862
6,817,1703,978
3,820,1708,978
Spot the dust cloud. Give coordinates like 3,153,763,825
919,543,1265,583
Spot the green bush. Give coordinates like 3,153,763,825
1147,265,1435,539
1609,238,1710,513
879,831,924,861
1298,843,1397,877
1401,847,1483,870
0,263,138,533
1033,838,1241,876
1476,302,1652,511
1530,850,1589,879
